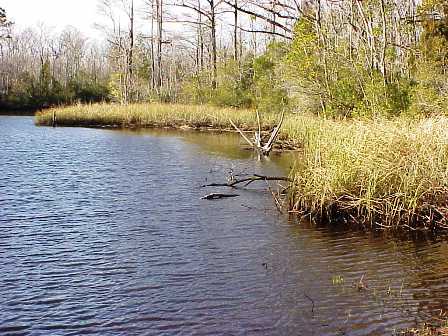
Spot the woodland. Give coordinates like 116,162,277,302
0,0,447,117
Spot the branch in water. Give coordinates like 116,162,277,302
201,193,240,200
229,111,285,156
202,174,293,188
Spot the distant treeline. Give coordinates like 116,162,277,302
1,0,448,116
0,14,110,111
0,65,110,111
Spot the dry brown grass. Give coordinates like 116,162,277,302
35,102,279,130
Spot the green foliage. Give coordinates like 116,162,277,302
420,0,448,41
181,57,255,108
252,42,289,113
212,58,254,108
406,0,448,116
287,16,415,118
287,19,319,86
325,65,364,117
0,61,110,110
35,60,54,100
175,0,446,119
108,73,124,103
181,71,214,105
351,75,413,118
408,62,448,116
68,75,110,103
4,0,448,119
180,43,288,113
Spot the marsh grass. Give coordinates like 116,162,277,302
35,103,281,130
289,116,448,231
36,103,448,231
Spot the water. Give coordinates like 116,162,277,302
1,116,448,336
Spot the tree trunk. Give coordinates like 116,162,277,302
233,0,238,62
155,0,163,93
150,0,156,91
380,0,388,83
210,0,217,89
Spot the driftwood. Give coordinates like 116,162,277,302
201,193,240,200
229,111,285,156
202,173,291,210
202,174,292,188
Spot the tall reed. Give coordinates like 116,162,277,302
288,116,448,230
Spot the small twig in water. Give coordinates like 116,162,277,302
304,292,315,313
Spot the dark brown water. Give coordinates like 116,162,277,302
1,116,448,336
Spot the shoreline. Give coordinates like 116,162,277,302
35,103,448,233
39,122,301,152
0,110,36,116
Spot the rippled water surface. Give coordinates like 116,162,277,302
2,116,448,336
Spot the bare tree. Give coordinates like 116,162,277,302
178,0,223,89
97,0,135,103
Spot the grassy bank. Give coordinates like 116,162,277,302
288,116,448,231
35,103,281,130
36,103,448,231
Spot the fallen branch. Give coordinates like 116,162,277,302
262,112,284,155
202,174,293,188
229,118,254,147
201,193,240,200
229,111,285,156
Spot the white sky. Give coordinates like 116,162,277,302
1,0,149,39
1,0,259,47
2,0,97,35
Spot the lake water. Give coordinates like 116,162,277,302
1,116,448,335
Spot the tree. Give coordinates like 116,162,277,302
155,0,163,91
0,7,6,26
0,7,12,39
2,0,448,117
97,0,135,104
144,0,164,95
178,0,222,89
223,0,296,40
419,0,448,66
0,23,110,109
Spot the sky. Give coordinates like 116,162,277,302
1,0,254,46
1,0,148,39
